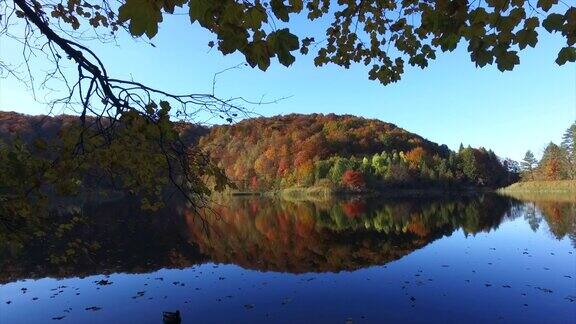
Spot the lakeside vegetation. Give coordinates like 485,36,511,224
499,180,576,194
500,123,576,195
518,123,575,182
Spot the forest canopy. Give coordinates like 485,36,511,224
200,113,518,191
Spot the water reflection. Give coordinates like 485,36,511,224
0,199,206,283
1,194,574,282
1,194,575,323
186,195,520,273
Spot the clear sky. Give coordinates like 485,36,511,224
1,11,574,161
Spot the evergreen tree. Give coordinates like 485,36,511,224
521,150,538,181
560,123,576,179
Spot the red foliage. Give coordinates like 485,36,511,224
342,200,366,218
341,170,365,191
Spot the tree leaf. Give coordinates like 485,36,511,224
537,0,558,12
496,50,519,71
267,28,299,66
556,46,576,65
271,0,290,22
515,29,538,49
245,5,267,29
245,41,271,70
189,0,213,26
118,0,163,38
542,13,564,33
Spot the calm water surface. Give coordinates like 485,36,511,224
1,195,575,323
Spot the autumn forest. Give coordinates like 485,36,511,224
1,111,526,200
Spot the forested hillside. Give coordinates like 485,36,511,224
0,111,209,146
1,112,517,194
200,114,516,191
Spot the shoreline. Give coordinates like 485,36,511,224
225,181,576,201
227,186,494,199
497,180,576,194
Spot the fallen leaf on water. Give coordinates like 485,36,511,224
85,306,102,311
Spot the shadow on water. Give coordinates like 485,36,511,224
1,194,574,282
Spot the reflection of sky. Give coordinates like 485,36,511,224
1,212,574,323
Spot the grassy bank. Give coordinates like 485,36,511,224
498,180,576,194
225,185,490,202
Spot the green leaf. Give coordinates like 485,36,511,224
163,0,186,14
271,0,290,22
567,7,576,46
118,0,163,38
245,41,271,70
486,0,511,12
245,5,267,29
218,25,249,54
189,0,213,25
267,28,299,66
556,46,576,65
537,0,558,12
221,1,244,25
515,29,538,49
542,13,564,33
496,50,519,71
524,17,539,30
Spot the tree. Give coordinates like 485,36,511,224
541,143,565,180
561,123,576,179
521,150,538,180
459,147,478,184
341,170,365,192
3,0,573,214
405,147,426,171
9,0,573,84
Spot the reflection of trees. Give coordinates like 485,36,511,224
2,195,572,282
0,198,206,283
535,201,576,247
504,192,576,247
524,202,542,231
186,195,518,273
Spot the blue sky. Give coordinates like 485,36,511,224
1,12,574,161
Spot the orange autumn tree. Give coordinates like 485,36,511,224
540,142,565,180
405,147,427,170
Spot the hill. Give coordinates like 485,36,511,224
0,111,517,193
0,111,209,146
200,114,516,190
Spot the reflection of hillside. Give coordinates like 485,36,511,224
0,198,206,283
185,195,517,273
3,195,570,282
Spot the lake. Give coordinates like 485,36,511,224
1,194,574,323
